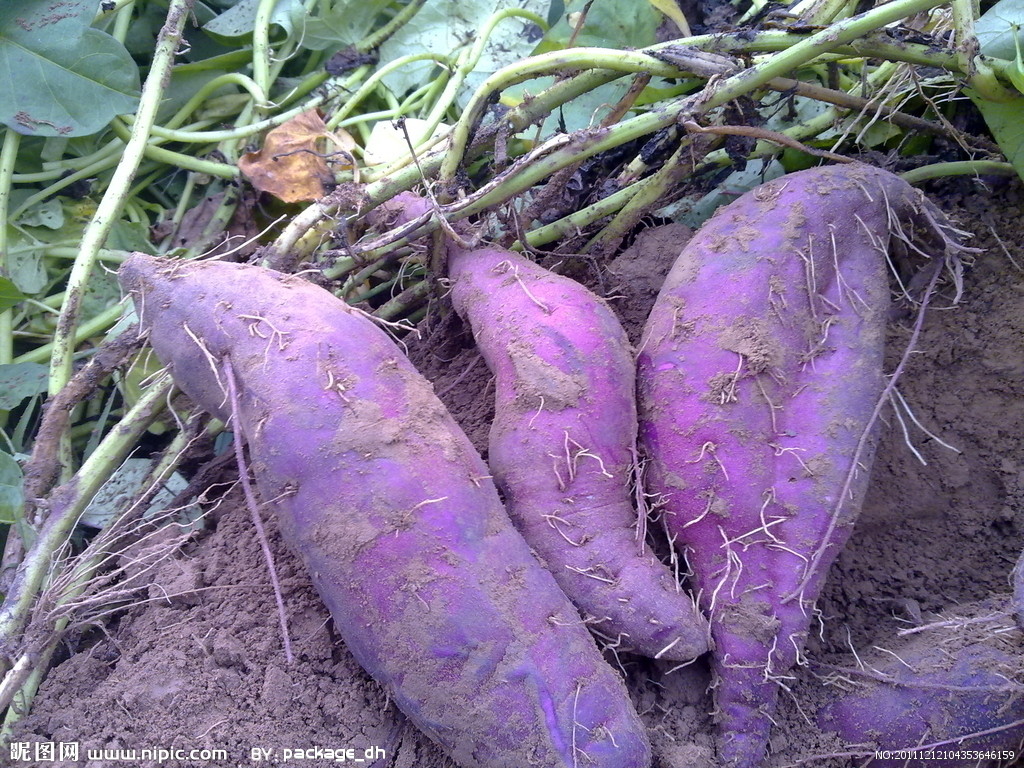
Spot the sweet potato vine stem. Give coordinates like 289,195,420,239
274,5,976,260
0,130,20,367
47,0,194,474
1,422,203,736
0,377,173,679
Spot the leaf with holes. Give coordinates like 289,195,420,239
0,0,140,137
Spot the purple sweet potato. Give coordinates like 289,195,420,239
637,163,958,766
817,604,1024,767
118,254,652,768
446,244,709,661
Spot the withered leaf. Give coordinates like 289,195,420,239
238,110,337,203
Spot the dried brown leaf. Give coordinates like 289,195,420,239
238,110,334,203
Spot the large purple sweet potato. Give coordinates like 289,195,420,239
637,163,957,767
447,245,709,661
118,254,651,768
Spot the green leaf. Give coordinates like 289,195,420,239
0,277,27,312
0,452,23,526
977,0,1024,61
14,198,64,230
108,220,157,255
203,0,306,38
968,94,1024,179
545,0,659,49
0,0,141,137
0,362,49,410
301,0,393,50
81,269,123,324
377,0,550,105
971,4,1024,175
500,0,660,132
6,242,48,294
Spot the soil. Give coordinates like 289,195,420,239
11,175,1024,768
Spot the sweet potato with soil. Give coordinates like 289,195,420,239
816,602,1024,766
447,245,710,661
377,192,708,661
118,254,652,768
636,163,958,767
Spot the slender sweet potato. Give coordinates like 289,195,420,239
816,602,1024,766
636,163,959,767
118,254,652,768
374,192,709,661
447,245,709,661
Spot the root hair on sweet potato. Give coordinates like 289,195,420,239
786,260,943,605
224,357,293,664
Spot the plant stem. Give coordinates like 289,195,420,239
10,154,124,220
360,0,428,51
0,376,172,679
107,119,238,177
438,47,697,186
951,0,1018,101
703,0,951,108
791,0,858,25
146,100,334,144
900,160,1017,182
0,400,197,733
163,73,268,130
0,627,61,738
586,138,708,256
109,0,134,42
325,53,454,130
522,176,655,250
0,129,21,367
429,8,548,186
375,280,430,320
12,139,121,183
252,0,279,115
47,0,194,405
15,304,126,366
279,0,995,259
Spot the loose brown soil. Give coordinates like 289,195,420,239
12,176,1024,768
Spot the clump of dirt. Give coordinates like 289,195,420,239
13,178,1024,768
